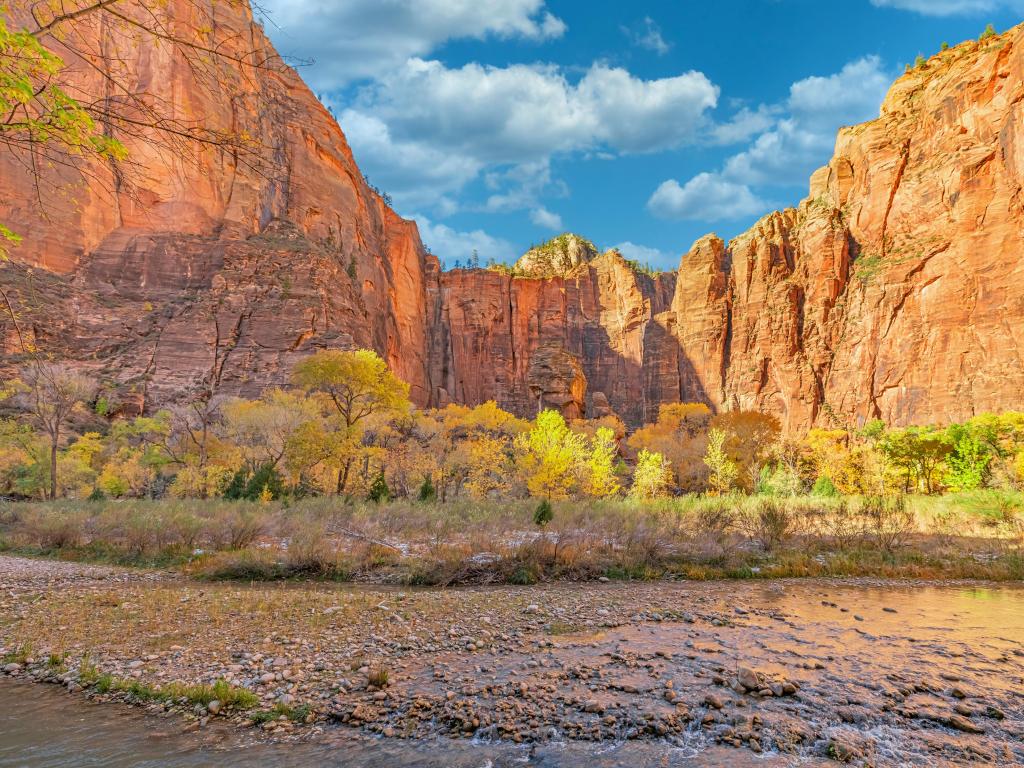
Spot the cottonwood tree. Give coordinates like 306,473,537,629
703,428,738,496
586,426,621,498
628,448,671,500
221,389,317,473
628,403,711,492
291,349,411,494
11,363,95,499
514,409,587,500
711,411,782,492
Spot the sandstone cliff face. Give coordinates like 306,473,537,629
426,253,675,427
0,0,435,410
3,7,1024,431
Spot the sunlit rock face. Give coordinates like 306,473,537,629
0,0,434,411
432,31,1024,429
3,5,1024,430
513,234,599,278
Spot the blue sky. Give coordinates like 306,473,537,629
259,0,1024,271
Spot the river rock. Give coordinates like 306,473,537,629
737,667,761,691
946,714,984,734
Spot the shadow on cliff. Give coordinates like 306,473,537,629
576,317,711,429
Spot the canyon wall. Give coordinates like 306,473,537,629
430,29,1024,429
0,0,435,411
2,3,1023,430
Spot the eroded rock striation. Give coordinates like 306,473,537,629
2,4,1023,430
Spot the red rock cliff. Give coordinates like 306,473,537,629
0,0,435,409
430,30,1024,430
3,6,1024,431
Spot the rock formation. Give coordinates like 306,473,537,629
514,234,599,278
3,4,1024,431
429,32,1024,430
527,343,588,421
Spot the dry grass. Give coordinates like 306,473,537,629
1,493,1021,585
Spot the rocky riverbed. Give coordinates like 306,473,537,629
1,555,1022,766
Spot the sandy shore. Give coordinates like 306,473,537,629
1,555,1022,767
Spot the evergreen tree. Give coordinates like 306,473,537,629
418,474,436,502
533,498,553,528
368,471,391,503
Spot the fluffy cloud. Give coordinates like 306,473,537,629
622,17,671,55
710,105,779,145
648,175,770,221
868,0,1020,15
350,59,718,163
483,161,566,215
337,110,483,208
724,56,890,187
412,215,517,265
648,57,891,221
344,58,718,212
530,207,563,230
788,56,892,130
259,0,565,89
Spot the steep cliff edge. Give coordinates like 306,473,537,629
3,7,1023,430
0,0,435,410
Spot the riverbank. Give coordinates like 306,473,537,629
1,555,1022,766
2,495,1023,586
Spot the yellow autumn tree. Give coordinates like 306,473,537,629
703,428,738,495
221,389,319,474
585,427,621,498
628,403,712,492
291,349,410,494
628,449,671,500
804,428,862,494
514,409,587,499
463,434,515,500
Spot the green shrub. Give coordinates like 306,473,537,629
368,472,390,503
223,464,283,501
980,23,996,41
533,498,553,528
812,476,839,498
417,474,436,502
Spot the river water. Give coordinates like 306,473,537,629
0,680,782,767
2,582,1022,767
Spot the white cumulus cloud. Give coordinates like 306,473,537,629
648,175,770,221
530,208,563,230
259,0,566,89
648,56,891,221
412,215,517,266
343,58,719,213
869,0,1019,16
